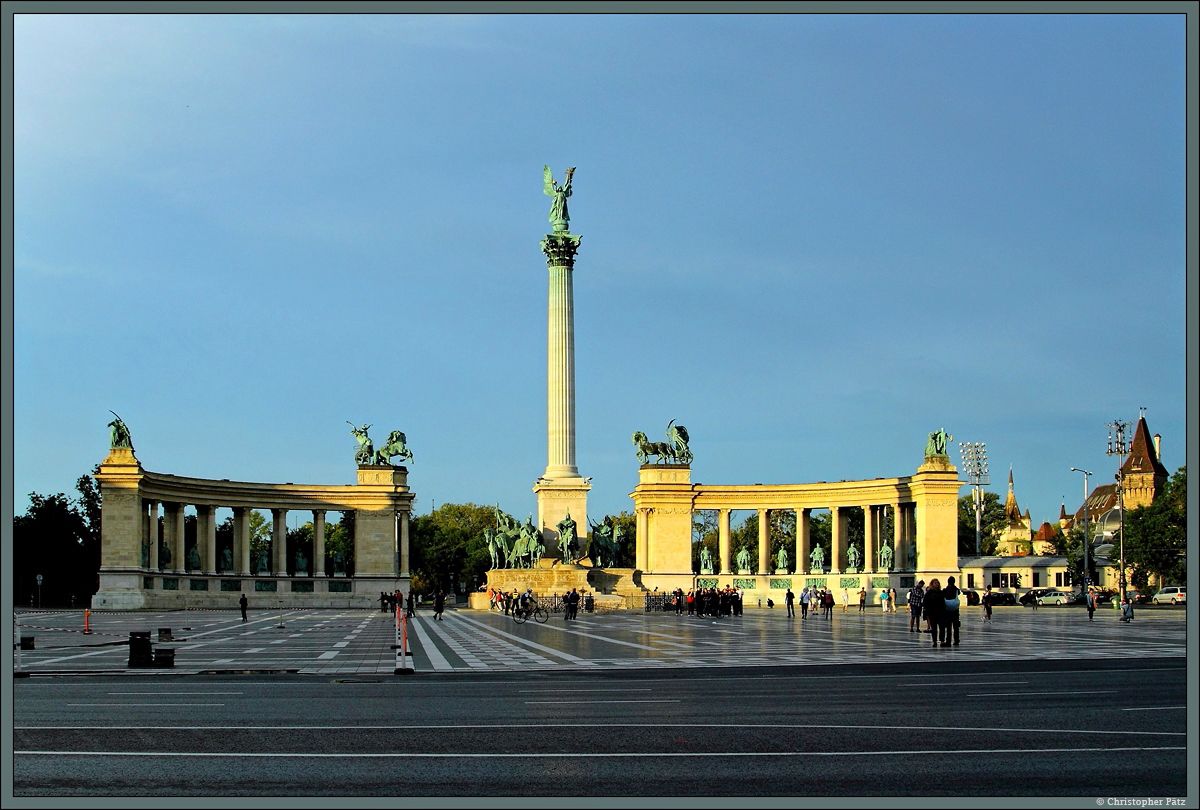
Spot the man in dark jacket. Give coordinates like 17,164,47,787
941,576,962,646
908,581,925,632
434,590,446,621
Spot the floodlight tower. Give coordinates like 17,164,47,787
1069,467,1092,589
958,442,989,555
1106,419,1131,602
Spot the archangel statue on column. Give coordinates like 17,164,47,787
544,165,575,232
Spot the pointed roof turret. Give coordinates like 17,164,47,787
1121,415,1169,477
1004,467,1022,522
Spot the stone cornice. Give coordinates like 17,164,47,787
133,470,414,512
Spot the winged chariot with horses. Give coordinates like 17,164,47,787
348,422,414,466
632,419,692,465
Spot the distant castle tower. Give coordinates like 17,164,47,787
997,467,1033,555
1120,414,1168,510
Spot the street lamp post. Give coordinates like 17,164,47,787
959,442,989,555
1106,420,1131,603
1069,467,1092,590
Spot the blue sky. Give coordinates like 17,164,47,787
12,13,1189,530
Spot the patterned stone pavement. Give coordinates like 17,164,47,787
12,602,1187,676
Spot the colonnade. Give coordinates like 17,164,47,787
705,504,918,575
140,500,412,578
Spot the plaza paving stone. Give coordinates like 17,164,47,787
12,602,1186,676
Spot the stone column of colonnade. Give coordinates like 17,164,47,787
145,500,159,571
199,505,217,574
272,508,288,576
163,502,184,573
718,509,731,574
863,504,876,574
313,510,326,576
829,506,843,574
234,507,251,576
635,509,649,571
794,508,809,574
398,511,410,576
757,509,769,574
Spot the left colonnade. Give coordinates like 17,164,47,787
91,445,416,610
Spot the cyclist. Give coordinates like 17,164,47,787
518,588,534,619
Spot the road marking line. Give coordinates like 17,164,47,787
65,704,226,707
964,696,1113,700
106,692,243,696
1122,706,1185,711
525,700,681,705
448,614,597,665
316,651,339,660
14,746,1186,758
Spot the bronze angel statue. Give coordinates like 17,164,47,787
544,165,575,232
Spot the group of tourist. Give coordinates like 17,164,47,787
673,586,745,617
910,576,962,646
379,589,416,617
782,586,836,619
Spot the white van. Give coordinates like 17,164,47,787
1152,586,1187,605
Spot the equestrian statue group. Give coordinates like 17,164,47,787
632,419,692,465
485,507,546,569
348,422,414,467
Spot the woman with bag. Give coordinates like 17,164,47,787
923,579,945,647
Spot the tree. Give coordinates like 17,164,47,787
13,473,102,607
1123,466,1186,589
957,491,1006,555
409,503,496,596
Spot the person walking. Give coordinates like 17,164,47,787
982,586,993,622
889,588,899,613
858,587,867,613
799,587,810,620
823,588,834,619
239,593,248,623
785,587,795,617
841,588,850,613
434,589,446,621
880,587,890,613
942,576,962,646
908,580,925,632
1086,587,1096,622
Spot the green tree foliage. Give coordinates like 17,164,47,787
1123,466,1187,589
957,491,1006,555
409,503,496,596
809,511,832,558
609,511,637,568
13,474,102,606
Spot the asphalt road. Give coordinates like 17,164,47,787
12,657,1187,798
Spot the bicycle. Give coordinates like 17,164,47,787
512,603,548,624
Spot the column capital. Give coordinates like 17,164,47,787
541,232,582,266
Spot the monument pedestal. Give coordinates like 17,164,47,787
533,476,590,558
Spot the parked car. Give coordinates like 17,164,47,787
988,592,1018,606
1020,588,1053,605
1125,589,1152,605
1152,586,1187,605
1037,590,1073,606
962,589,980,606
1092,589,1115,605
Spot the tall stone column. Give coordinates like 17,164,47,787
830,507,843,574
164,503,184,573
398,511,410,576
313,510,326,576
533,183,590,554
199,505,217,575
795,508,809,574
863,504,876,574
233,508,251,576
718,509,732,574
635,509,649,571
272,508,288,576
757,509,770,574
146,500,159,571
